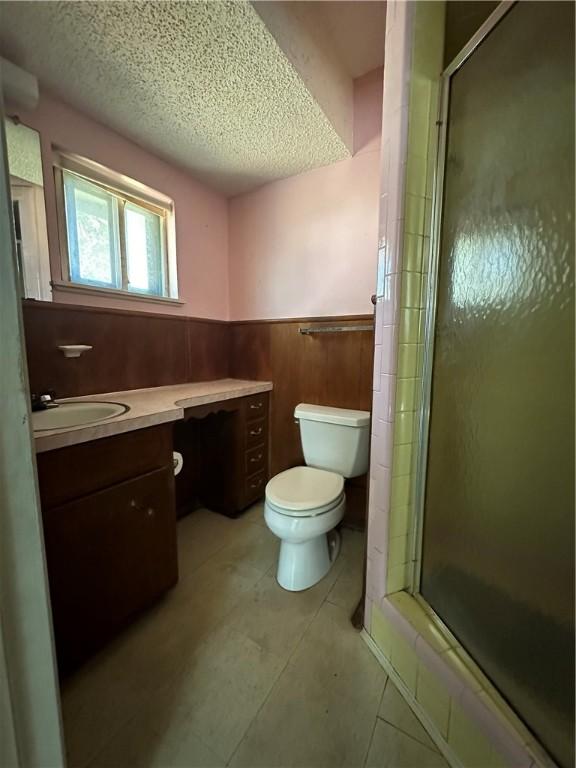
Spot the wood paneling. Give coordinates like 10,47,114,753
22,300,229,398
230,316,374,528
24,301,374,526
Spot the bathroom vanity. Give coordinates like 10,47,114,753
176,391,270,517
37,424,176,674
34,379,272,674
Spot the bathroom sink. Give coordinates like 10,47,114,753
32,401,129,432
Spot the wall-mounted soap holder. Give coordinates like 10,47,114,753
58,345,93,359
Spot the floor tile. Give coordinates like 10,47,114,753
339,527,367,565
63,510,426,768
62,598,193,767
379,680,437,751
209,519,278,575
177,507,244,578
325,529,365,615
230,660,378,768
63,537,266,765
160,624,286,762
222,567,341,661
230,602,386,768
327,557,364,614
171,551,267,631
87,694,224,768
241,501,267,528
365,720,449,768
289,601,387,710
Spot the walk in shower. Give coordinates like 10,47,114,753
416,3,574,767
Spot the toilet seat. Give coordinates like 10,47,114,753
265,466,344,518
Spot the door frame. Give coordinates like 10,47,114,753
0,88,65,765
410,1,517,593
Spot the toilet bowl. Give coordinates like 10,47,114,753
264,404,370,592
265,466,345,591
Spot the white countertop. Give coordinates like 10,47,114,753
33,379,273,454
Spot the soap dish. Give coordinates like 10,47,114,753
58,345,93,359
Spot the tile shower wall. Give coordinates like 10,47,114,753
366,0,443,614
368,593,545,768
366,0,409,613
387,0,442,595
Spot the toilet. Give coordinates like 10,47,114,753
264,403,370,592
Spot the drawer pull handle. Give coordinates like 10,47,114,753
250,453,263,462
250,427,262,436
146,507,155,518
250,402,263,409
250,479,262,489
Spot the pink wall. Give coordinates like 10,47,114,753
228,68,383,321
20,92,229,320
20,72,382,322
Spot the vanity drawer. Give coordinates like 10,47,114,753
245,470,266,504
37,424,173,509
245,444,266,475
244,393,268,422
245,418,266,449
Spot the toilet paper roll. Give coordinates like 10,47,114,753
173,451,183,477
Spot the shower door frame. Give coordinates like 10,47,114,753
410,0,517,597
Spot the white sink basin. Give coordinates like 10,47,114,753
32,401,129,432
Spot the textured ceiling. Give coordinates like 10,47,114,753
0,1,352,196
254,1,354,151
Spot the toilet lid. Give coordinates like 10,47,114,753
265,466,344,512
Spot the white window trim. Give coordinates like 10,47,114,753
53,148,179,302
50,278,184,305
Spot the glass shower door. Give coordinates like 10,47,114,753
420,3,574,767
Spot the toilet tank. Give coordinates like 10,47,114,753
294,403,371,478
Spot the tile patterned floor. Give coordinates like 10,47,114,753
61,504,449,768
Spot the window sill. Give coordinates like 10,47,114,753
51,281,184,306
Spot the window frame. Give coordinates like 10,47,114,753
54,150,180,304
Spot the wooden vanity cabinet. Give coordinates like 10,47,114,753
36,391,270,673
242,392,270,506
36,424,177,675
185,391,270,517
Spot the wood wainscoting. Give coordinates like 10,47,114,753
22,301,374,528
22,300,230,397
230,316,375,528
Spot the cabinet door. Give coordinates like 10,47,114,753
43,466,177,674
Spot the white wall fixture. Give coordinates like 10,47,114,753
57,344,92,358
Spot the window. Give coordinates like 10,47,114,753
55,152,178,301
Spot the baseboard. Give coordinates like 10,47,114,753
361,629,464,768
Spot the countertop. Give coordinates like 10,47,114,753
33,379,273,454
